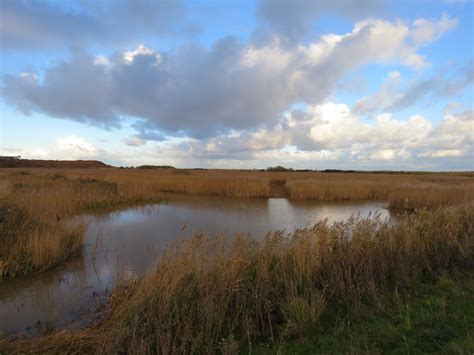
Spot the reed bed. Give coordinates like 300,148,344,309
3,202,472,353
286,174,474,203
388,184,474,211
113,175,270,198
0,204,85,277
2,168,472,204
1,167,472,278
287,179,392,200
0,172,167,277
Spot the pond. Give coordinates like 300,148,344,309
0,194,391,336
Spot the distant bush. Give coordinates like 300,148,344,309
267,165,293,172
136,165,175,169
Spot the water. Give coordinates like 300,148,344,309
0,194,390,335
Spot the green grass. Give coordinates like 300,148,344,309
258,272,474,354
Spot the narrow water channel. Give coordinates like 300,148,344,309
0,194,391,336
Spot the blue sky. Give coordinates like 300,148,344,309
0,0,473,170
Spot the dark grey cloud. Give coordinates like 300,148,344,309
353,60,474,114
257,0,382,44
0,0,188,51
2,51,118,127
2,37,300,137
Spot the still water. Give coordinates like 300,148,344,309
0,194,390,335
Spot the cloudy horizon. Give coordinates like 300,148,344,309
1,0,473,170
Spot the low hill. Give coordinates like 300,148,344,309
0,157,110,168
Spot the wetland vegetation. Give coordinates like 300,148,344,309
0,167,473,353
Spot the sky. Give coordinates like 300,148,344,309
0,0,473,170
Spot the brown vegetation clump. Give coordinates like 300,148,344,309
2,202,472,353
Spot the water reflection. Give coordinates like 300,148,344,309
0,195,390,335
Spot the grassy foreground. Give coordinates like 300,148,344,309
1,202,472,353
260,271,474,353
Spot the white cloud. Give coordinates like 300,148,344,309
411,13,458,47
56,135,96,153
419,149,463,158
19,72,37,82
94,55,110,66
123,136,146,147
123,44,162,65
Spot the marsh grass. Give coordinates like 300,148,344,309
2,202,472,353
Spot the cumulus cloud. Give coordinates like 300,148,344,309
1,16,453,139
0,0,189,51
163,102,474,166
6,106,470,170
353,60,473,114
